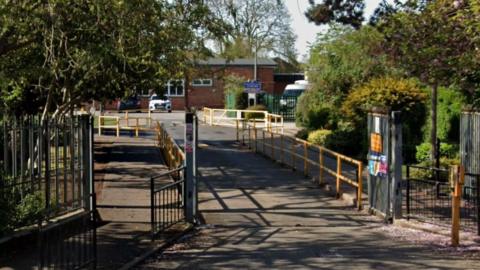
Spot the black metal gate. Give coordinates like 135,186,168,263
0,114,97,269
262,94,298,121
460,110,480,234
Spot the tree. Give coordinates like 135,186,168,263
376,0,479,163
0,0,222,117
305,0,365,29
296,24,395,130
206,0,297,63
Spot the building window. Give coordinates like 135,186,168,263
165,80,184,96
192,78,212,87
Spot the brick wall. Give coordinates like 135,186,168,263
177,66,276,110
96,64,277,111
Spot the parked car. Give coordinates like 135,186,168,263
117,96,141,111
149,94,172,112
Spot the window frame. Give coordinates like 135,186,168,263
191,78,213,87
165,79,185,97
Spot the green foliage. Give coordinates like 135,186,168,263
422,86,465,143
224,75,247,110
308,25,394,103
415,142,459,163
296,95,338,130
342,76,427,161
245,105,267,120
342,77,427,121
377,0,479,100
0,184,45,236
305,0,365,29
0,1,223,115
307,129,333,146
295,129,309,140
324,122,365,157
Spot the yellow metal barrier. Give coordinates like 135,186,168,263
239,120,364,210
202,107,283,133
98,111,153,137
156,121,185,170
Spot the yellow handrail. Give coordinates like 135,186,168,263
238,120,363,210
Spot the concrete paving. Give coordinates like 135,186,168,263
94,135,172,269
138,122,480,270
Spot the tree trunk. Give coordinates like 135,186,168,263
431,84,438,166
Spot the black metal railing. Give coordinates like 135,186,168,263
39,196,97,269
462,172,480,235
404,165,480,235
0,115,94,227
150,166,185,238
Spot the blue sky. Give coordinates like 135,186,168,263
285,0,382,61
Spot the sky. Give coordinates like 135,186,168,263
285,0,382,61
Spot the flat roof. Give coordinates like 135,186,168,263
198,58,277,67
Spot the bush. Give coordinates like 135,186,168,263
295,129,309,140
421,86,464,144
245,105,267,120
324,122,366,157
342,77,427,122
342,76,427,162
415,142,459,163
224,74,248,110
0,186,45,236
307,129,332,145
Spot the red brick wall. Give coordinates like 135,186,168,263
96,65,277,111
179,66,276,110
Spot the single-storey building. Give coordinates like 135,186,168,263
101,58,304,111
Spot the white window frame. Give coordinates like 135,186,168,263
165,80,185,97
191,78,213,87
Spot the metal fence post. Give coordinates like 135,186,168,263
391,111,403,219
184,112,197,223
150,176,155,239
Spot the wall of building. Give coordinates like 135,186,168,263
96,64,278,111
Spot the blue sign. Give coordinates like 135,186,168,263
243,81,261,93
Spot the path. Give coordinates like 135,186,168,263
138,123,479,270
95,135,169,269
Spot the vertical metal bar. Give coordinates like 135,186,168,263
477,175,480,235
357,162,363,210
70,117,76,206
45,119,51,216
150,177,155,238
29,117,34,190
55,119,60,207
270,131,274,159
406,166,410,220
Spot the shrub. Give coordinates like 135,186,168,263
245,104,267,120
307,129,332,145
295,129,309,140
0,176,46,236
415,142,459,163
324,122,366,157
342,77,427,122
224,74,248,110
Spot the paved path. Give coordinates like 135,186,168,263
95,135,169,269
138,123,479,270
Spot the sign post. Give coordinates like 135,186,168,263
243,81,262,107
185,112,197,223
